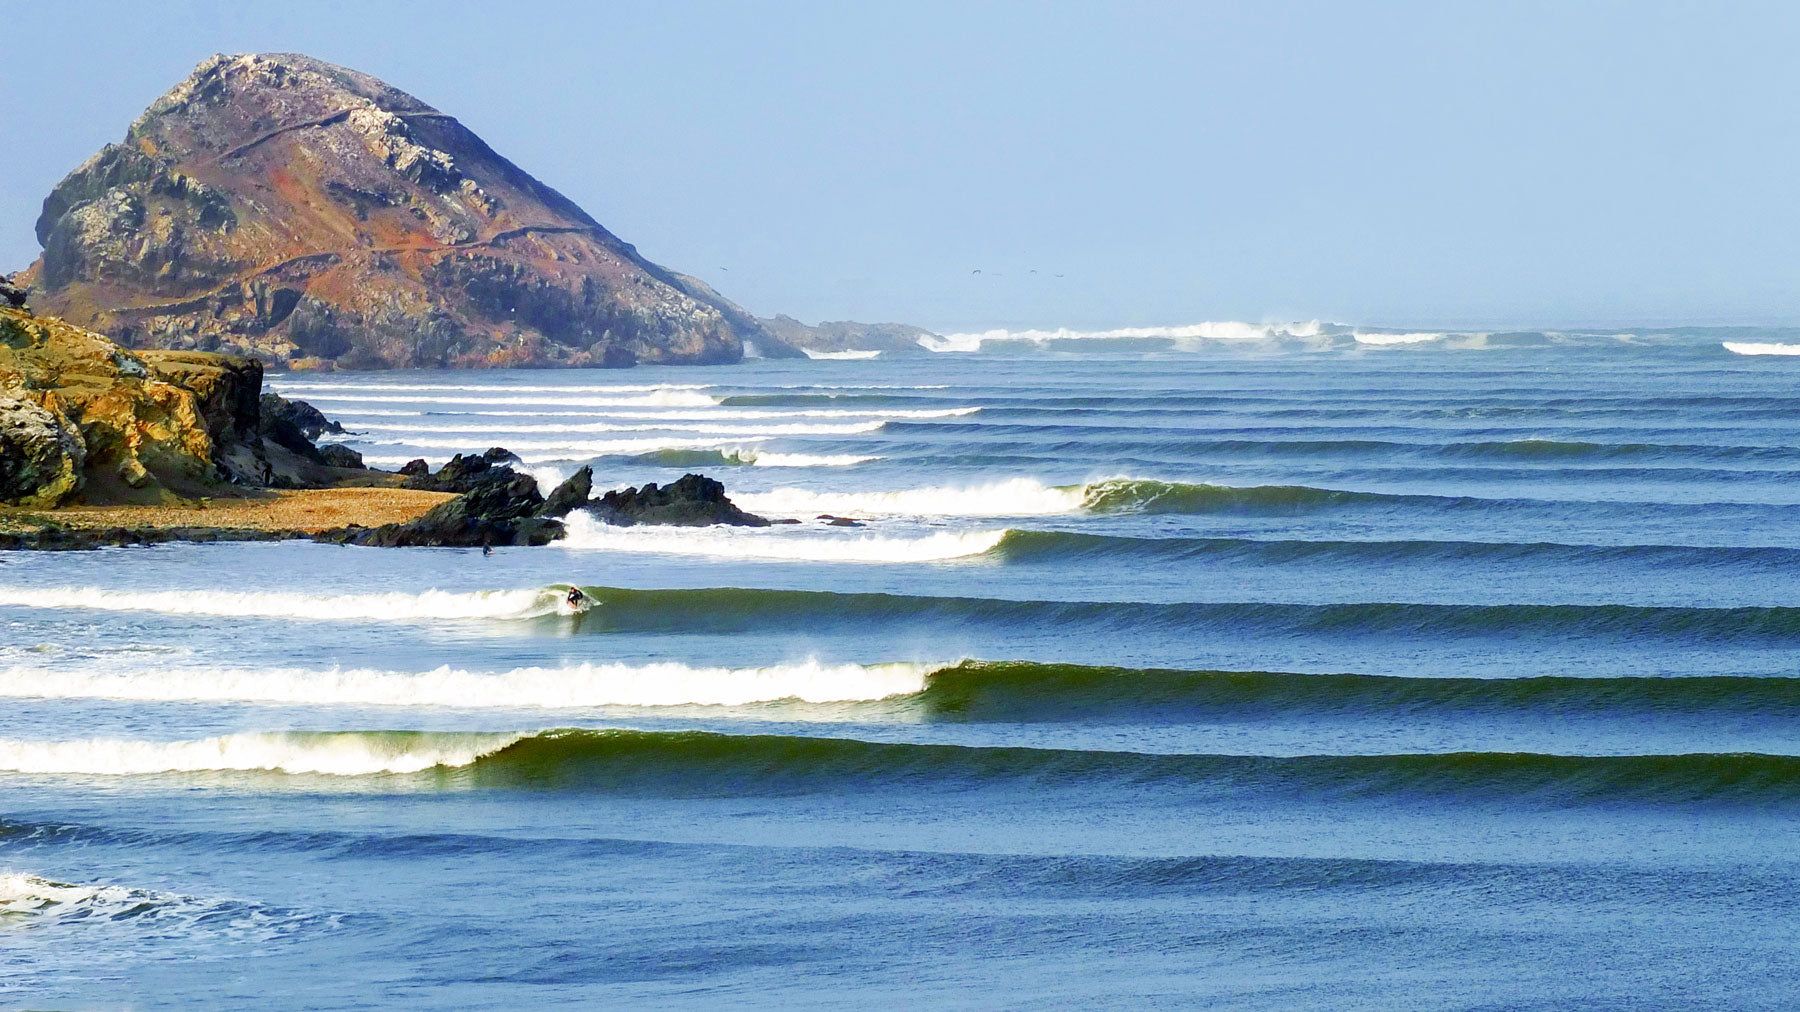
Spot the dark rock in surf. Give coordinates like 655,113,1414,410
585,472,769,527
324,468,556,547
818,514,863,527
403,450,514,493
259,393,344,442
537,465,594,518
398,458,429,477
317,443,365,469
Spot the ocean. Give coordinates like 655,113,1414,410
4,324,1800,1008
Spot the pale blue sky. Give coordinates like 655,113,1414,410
3,1,1797,331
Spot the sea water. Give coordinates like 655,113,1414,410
3,326,1800,1008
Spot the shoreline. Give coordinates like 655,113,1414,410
0,487,456,550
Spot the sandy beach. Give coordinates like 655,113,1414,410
0,487,455,538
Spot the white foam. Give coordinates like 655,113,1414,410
1353,331,1444,346
355,419,886,442
524,464,573,496
801,349,883,360
560,512,1005,562
0,872,140,915
334,407,972,422
272,383,710,393
741,450,876,467
0,731,523,776
922,321,1324,352
0,586,556,622
1723,342,1800,356
735,478,1085,517
291,391,719,407
361,436,774,468
0,658,937,709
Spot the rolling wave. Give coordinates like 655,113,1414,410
989,529,1800,569
734,478,1088,517
558,513,1006,562
290,391,719,407
0,659,934,708
0,730,522,775
562,585,1800,641
0,586,557,621
727,477,1437,519
618,448,876,468
358,420,886,446
12,728,1794,805
270,382,710,394
916,661,1800,720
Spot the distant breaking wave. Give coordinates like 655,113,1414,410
1353,331,1444,346
5,727,1795,805
271,382,710,394
801,349,882,360
921,321,1326,353
731,477,1426,518
559,512,1006,562
734,478,1087,517
1723,342,1800,356
287,391,719,408
619,448,875,468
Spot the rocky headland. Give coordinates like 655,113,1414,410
14,53,809,370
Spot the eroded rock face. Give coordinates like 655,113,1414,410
21,53,779,369
0,393,85,507
0,305,350,505
1,306,219,503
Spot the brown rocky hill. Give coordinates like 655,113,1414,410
16,53,797,370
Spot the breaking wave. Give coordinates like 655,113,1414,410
1353,331,1444,346
0,586,557,622
0,730,523,776
734,478,1087,517
11,728,1794,805
287,391,720,408
921,321,1326,352
801,349,882,360
270,382,711,394
618,448,876,468
0,659,935,708
558,512,1006,562
1723,342,1800,356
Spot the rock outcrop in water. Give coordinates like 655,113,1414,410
16,53,792,370
756,315,938,356
323,447,570,546
0,304,359,505
586,473,770,527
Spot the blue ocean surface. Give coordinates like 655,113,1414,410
4,328,1800,1008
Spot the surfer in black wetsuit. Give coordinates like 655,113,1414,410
566,586,585,609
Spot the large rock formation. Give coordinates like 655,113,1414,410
17,53,792,369
0,304,356,505
587,473,770,527
757,315,938,356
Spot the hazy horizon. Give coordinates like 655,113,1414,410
5,1,1798,333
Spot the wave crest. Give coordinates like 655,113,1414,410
559,513,1006,562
